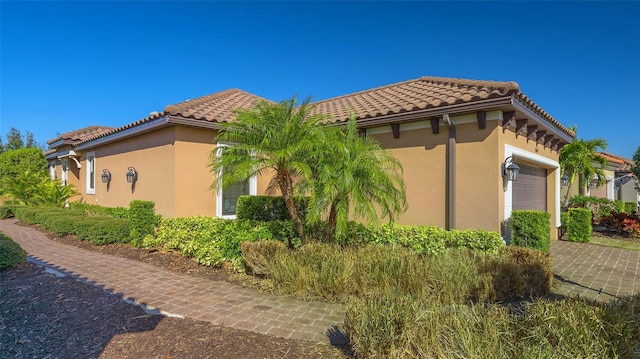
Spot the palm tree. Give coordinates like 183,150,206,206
210,96,329,244
306,116,407,239
560,137,608,207
0,169,78,207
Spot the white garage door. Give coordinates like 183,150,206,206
513,164,547,211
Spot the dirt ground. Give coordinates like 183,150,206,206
0,225,350,358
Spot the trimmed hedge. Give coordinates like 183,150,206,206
510,210,550,253
69,202,129,218
0,232,26,269
564,208,592,243
236,195,309,221
625,201,638,214
0,206,13,219
129,200,160,246
13,206,133,245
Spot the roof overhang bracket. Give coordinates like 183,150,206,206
502,111,515,130
515,119,528,137
536,130,547,145
430,118,440,134
551,139,560,151
391,123,400,139
526,125,538,141
476,111,486,129
57,150,82,168
544,135,554,148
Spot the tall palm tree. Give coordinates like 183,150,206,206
210,96,328,244
306,115,407,239
560,137,608,207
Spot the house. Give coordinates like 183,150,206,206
590,153,638,206
45,76,575,240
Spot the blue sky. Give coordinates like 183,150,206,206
1,1,639,157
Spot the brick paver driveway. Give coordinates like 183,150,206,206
550,240,639,301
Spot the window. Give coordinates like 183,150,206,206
86,152,95,194
215,144,257,219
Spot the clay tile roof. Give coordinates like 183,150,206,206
598,152,636,171
164,88,269,123
309,76,574,138
47,125,115,145
309,76,520,122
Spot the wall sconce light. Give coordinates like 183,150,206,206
561,174,570,187
589,178,598,189
502,156,520,182
101,169,111,184
126,167,138,184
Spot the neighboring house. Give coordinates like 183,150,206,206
590,153,638,206
45,76,575,240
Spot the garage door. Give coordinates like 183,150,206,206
512,164,547,211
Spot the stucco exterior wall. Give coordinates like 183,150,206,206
173,127,217,217
81,128,177,217
372,121,447,227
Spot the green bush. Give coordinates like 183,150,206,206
83,218,132,245
0,232,26,269
236,195,309,221
241,242,550,303
0,148,47,182
564,208,592,243
129,200,160,246
614,200,625,213
69,201,129,218
141,216,275,267
625,201,638,214
344,293,640,358
568,195,617,224
0,206,14,219
342,223,504,254
510,210,550,253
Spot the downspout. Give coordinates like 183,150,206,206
443,114,456,230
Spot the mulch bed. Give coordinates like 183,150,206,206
1,224,349,358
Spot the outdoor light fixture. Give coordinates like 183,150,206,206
502,156,520,182
126,167,138,184
101,169,111,184
561,174,570,187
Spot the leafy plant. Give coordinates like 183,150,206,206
0,170,78,207
563,208,592,242
559,136,607,207
129,200,160,246
0,232,26,269
510,210,551,252
600,212,640,238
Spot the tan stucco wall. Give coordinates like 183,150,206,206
81,128,177,216
173,127,217,217
373,124,448,228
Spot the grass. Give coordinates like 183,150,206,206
589,236,640,252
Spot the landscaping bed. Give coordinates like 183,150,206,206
1,224,348,358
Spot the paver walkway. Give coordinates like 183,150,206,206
550,240,639,302
0,219,345,343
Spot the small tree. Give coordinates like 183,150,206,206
211,96,328,244
632,146,640,192
306,116,407,238
560,137,607,207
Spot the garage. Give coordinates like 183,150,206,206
512,164,547,211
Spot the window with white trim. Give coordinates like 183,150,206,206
215,144,257,219
86,152,96,194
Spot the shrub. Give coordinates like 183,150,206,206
0,206,13,219
614,200,625,213
510,210,550,253
241,240,286,276
69,202,129,218
600,212,640,238
129,200,160,246
241,242,550,303
569,195,617,224
0,233,26,269
564,208,592,242
344,293,640,358
141,216,275,267
83,218,132,245
625,201,638,214
236,195,309,221
0,148,47,182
